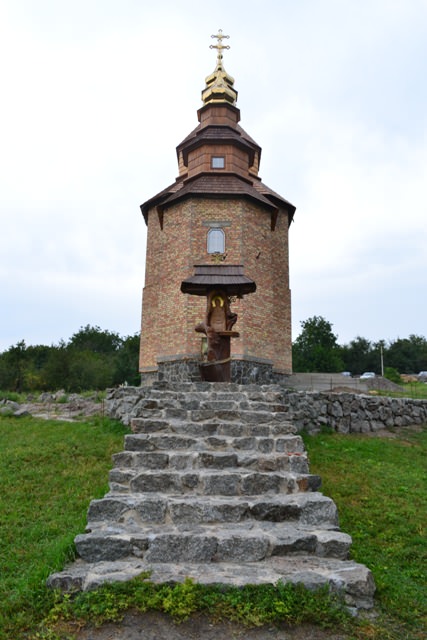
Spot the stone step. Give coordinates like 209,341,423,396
107,468,321,496
87,492,338,528
47,556,375,611
112,447,308,474
147,384,286,402
131,417,295,437
124,433,304,454
75,521,351,564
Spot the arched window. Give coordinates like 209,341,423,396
207,227,225,254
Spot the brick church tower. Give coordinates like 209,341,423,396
139,31,296,384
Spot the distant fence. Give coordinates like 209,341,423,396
283,373,412,395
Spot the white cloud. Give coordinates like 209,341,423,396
0,0,426,352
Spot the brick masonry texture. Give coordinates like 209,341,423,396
139,196,292,377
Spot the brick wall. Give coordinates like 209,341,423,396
139,196,292,375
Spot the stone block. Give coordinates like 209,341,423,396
314,530,351,559
217,422,245,437
232,437,256,450
298,495,338,526
145,534,217,562
205,436,228,449
168,453,196,470
203,474,240,495
75,533,131,562
214,534,269,562
109,469,134,485
288,455,309,473
250,500,301,522
295,474,322,492
173,422,219,436
199,452,238,469
130,472,184,493
112,452,135,468
275,435,305,453
190,409,216,421
257,438,274,453
164,408,188,421
135,499,167,523
241,472,281,495
124,435,155,452
131,419,169,434
132,452,169,469
271,530,317,555
169,499,248,524
149,435,198,450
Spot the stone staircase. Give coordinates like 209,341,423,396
48,383,375,610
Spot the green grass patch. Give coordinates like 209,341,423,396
0,390,26,402
0,415,128,640
1,416,426,639
378,381,427,399
38,577,350,637
303,427,427,638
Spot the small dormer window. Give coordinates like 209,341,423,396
207,227,225,254
211,156,225,169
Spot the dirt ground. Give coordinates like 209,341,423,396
71,610,353,640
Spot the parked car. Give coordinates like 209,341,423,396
341,371,352,377
418,371,427,381
360,372,375,379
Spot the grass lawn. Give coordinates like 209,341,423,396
379,381,427,399
0,415,425,639
0,416,128,639
304,426,426,638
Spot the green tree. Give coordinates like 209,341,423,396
68,325,122,354
292,316,344,372
340,336,376,375
113,333,140,386
385,335,427,373
43,343,71,390
0,340,28,391
384,366,402,384
67,351,113,391
23,345,53,390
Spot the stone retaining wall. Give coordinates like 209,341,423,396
106,385,427,433
154,359,286,385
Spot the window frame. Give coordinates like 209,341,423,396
207,227,225,254
211,156,225,169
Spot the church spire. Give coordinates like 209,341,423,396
202,29,238,106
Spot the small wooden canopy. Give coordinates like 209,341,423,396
181,264,256,297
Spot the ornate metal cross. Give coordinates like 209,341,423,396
210,29,230,59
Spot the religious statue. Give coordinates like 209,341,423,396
195,290,239,381
181,263,256,382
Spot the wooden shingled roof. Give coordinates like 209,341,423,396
176,123,261,166
140,53,296,229
181,264,256,297
141,173,295,228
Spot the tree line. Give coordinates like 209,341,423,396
1,318,426,393
292,316,427,377
0,325,140,392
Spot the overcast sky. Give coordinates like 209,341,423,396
1,0,426,352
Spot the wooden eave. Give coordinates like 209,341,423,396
181,264,256,297
140,180,182,225
253,181,296,227
176,125,260,167
158,172,277,212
